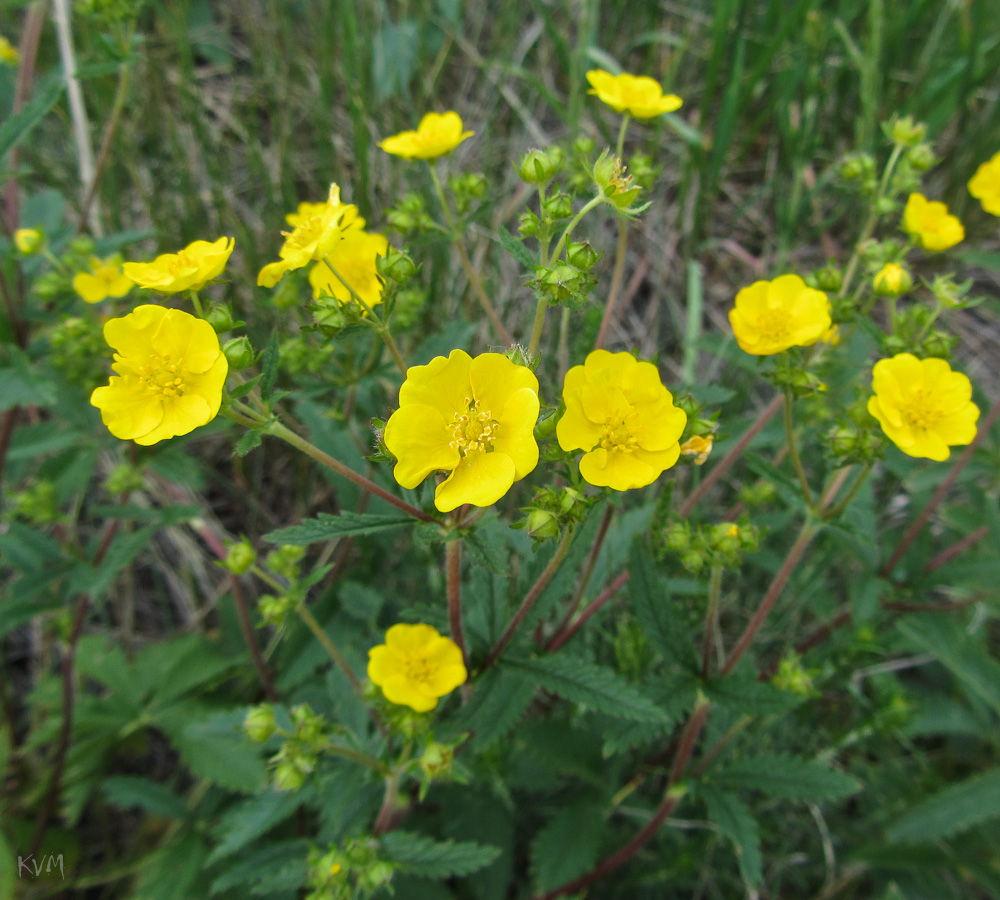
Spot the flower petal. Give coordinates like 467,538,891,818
434,451,515,512
398,349,474,421
383,404,458,489
492,387,539,479
468,353,539,419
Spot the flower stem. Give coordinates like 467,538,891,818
701,565,723,678
594,217,628,349
821,462,873,520
261,419,437,523
297,601,362,694
615,114,630,158
480,525,576,672
550,504,614,642
445,538,469,674
784,388,814,507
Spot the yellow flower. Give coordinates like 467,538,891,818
258,184,361,288
367,623,467,712
14,228,42,254
72,256,133,304
383,349,540,513
90,304,228,445
557,350,687,491
308,229,390,309
378,112,474,160
867,353,979,461
902,193,964,252
872,263,912,296
728,274,831,356
968,151,1000,216
124,236,234,294
0,36,19,66
586,69,682,119
285,201,330,227
820,324,841,345
679,434,713,465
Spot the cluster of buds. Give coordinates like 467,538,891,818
222,538,256,576
375,248,418,288
805,263,843,294
825,407,885,465
249,703,330,792
514,146,565,186
386,193,435,235
306,840,395,900
772,652,819,698
882,307,958,359
46,315,109,390
448,172,488,215
279,335,336,376
838,152,877,196
512,486,595,544
528,261,596,308
661,519,760,573
9,480,60,525
766,354,828,398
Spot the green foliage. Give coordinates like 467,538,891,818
263,511,414,545
711,755,861,801
887,768,1000,844
381,831,501,879
702,786,763,888
531,799,605,892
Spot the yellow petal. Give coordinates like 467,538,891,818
91,378,165,441
133,393,213,445
398,349,474,421
468,353,538,418
434,451,515,512
492,387,540,479
73,272,107,304
383,404,458,489
579,446,655,491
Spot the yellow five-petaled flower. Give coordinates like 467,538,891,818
367,623,467,712
90,305,228,445
867,353,979,461
308,228,390,309
557,350,687,491
258,184,361,288
902,193,964,252
728,274,831,356
378,111,474,160
73,256,133,304
123,236,234,294
968,150,1000,216
383,349,540,513
586,69,682,119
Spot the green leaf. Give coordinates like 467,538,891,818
103,776,189,820
133,832,208,900
713,755,860,801
207,789,301,864
704,675,802,716
228,374,261,401
0,74,64,160
75,524,160,599
381,831,501,879
263,511,413,545
531,800,604,892
209,839,311,894
898,615,1000,717
502,656,669,722
444,668,535,747
887,767,1000,844
464,528,509,574
627,539,696,668
0,832,15,900
703,786,763,887
496,226,536,270
233,428,263,457
259,330,280,400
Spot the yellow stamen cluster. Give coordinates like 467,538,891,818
600,413,640,452
449,400,498,454
137,354,187,398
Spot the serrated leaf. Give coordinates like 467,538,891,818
887,767,1000,844
259,330,280,400
627,539,696,668
704,675,802,715
503,655,669,722
76,524,160,598
898,615,1000,717
713,755,860,801
228,374,261,401
208,789,301,864
464,529,508,574
0,74,64,160
445,667,534,747
132,832,208,900
531,800,604,892
233,428,263,457
209,839,311,894
381,831,501,878
263,511,413,545
703,786,763,888
103,776,189,819
496,225,536,270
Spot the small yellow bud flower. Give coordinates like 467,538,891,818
72,256,133,303
968,151,1000,216
872,263,913,296
902,193,964,252
0,36,19,66
379,111,474,160
14,228,43,254
367,624,467,712
679,434,714,465
586,69,682,119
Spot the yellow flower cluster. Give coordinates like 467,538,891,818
367,623,467,712
586,69,682,119
379,112,474,160
90,305,228,445
124,237,235,294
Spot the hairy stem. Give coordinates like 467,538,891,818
297,603,362,694
594,218,628,349
784,388,814,506
446,539,468,673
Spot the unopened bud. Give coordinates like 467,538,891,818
223,336,254,369
243,705,277,742
14,228,43,254
566,241,601,270
873,263,912,296
205,303,237,332
906,143,936,172
375,248,417,284
516,148,560,185
224,539,256,575
888,115,926,147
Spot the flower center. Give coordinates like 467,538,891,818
755,308,791,341
449,400,498,455
600,410,640,452
167,251,197,274
136,353,188,398
402,653,433,684
901,389,943,430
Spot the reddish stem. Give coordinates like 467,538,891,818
446,539,468,672
925,525,988,573
545,570,629,653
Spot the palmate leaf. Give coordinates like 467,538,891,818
263,511,413,545
381,831,501,879
712,754,860,801
502,655,669,722
887,767,1000,844
703,786,763,888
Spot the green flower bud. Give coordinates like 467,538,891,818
887,115,927,147
663,522,690,553
709,522,740,553
104,463,144,496
812,263,843,293
573,135,595,156
68,235,95,256
34,270,68,300
737,481,776,507
419,742,454,779
224,539,256,575
258,593,294,627
680,549,704,574
267,544,305,579
243,704,277,742
839,152,875,182
906,143,936,172
521,508,561,540
516,148,560,185
204,303,236,332
273,761,306,792
542,191,572,221
518,209,540,237
222,336,255,370
375,248,417,285
566,241,601,270
12,481,59,525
